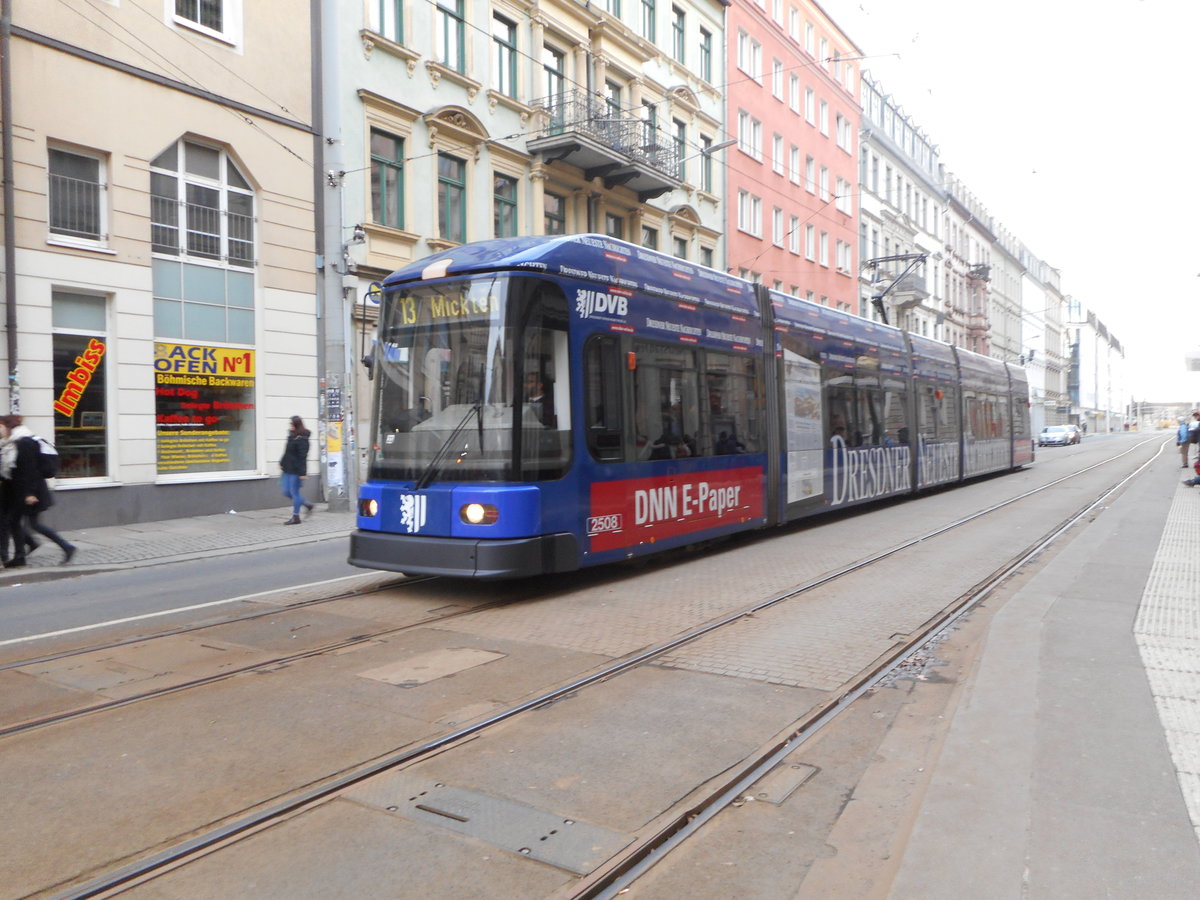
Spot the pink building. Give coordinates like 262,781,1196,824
724,1,860,311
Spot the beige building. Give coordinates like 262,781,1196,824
1,2,318,526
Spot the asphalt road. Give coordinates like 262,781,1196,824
0,539,364,646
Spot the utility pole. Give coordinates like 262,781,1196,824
314,0,355,511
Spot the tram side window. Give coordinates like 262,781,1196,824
1011,391,1029,437
918,384,956,441
518,282,571,479
882,376,910,445
825,376,857,445
633,340,700,460
584,336,626,463
704,352,760,455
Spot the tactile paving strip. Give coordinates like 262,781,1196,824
1135,485,1200,846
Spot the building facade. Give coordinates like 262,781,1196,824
2,1,318,527
334,0,729,485
1067,298,1127,433
724,0,858,308
856,73,944,336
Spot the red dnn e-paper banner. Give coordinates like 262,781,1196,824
588,467,764,553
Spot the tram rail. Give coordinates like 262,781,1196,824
48,436,1166,899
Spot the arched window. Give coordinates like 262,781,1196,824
151,139,254,268
150,139,255,345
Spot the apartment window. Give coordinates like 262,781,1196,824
805,22,814,54
673,236,688,259
641,0,655,42
699,28,712,82
805,224,815,259
493,172,518,237
52,291,108,479
174,0,239,39
805,155,815,193
836,239,852,272
370,129,404,229
605,212,624,240
804,87,815,123
544,191,566,234
789,145,800,183
737,190,761,237
819,37,828,66
772,207,784,246
738,111,762,160
789,74,800,112
543,45,565,107
819,230,828,266
436,0,465,73
788,215,800,253
772,59,784,99
642,225,659,249
49,148,104,242
151,139,254,267
835,177,851,214
598,0,621,14
819,100,828,135
737,30,762,82
438,152,466,243
493,14,517,98
700,135,714,192
672,6,685,62
819,166,829,201
370,0,402,42
836,114,852,151
673,119,687,179
700,246,713,268
789,7,799,40
772,134,784,175
604,80,622,117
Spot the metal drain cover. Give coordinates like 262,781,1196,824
347,773,632,874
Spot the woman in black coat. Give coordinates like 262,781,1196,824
0,414,75,567
280,415,314,525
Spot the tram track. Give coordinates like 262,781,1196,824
48,437,1166,899
0,574,539,740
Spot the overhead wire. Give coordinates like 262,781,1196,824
58,0,312,167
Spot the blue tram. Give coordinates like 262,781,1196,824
349,235,1031,578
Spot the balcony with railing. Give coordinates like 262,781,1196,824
527,89,683,200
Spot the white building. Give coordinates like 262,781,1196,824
1067,298,1127,433
857,74,945,337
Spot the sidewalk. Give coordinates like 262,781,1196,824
0,505,358,585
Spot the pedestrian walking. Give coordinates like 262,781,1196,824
1177,417,1191,468
0,415,75,567
280,415,314,526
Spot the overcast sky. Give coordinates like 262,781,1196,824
820,0,1200,402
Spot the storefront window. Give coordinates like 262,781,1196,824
52,291,109,478
154,342,256,474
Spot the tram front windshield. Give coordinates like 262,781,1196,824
368,274,570,483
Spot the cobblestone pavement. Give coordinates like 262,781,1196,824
0,506,356,583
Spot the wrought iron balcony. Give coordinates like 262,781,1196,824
527,89,683,200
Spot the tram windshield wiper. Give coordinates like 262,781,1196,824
413,404,481,491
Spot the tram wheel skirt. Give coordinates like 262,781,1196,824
349,530,579,579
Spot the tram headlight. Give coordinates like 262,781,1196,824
359,498,378,517
461,502,499,525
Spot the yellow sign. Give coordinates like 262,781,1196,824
154,342,256,377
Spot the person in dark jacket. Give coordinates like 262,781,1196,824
280,415,314,525
0,414,75,567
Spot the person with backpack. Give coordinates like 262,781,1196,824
0,414,75,567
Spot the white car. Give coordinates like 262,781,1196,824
1039,426,1070,447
